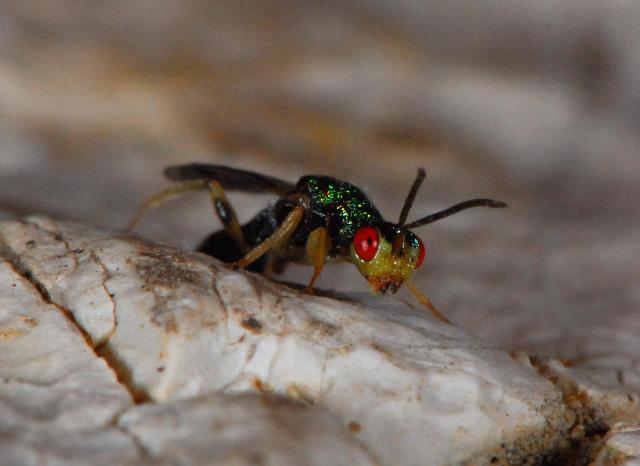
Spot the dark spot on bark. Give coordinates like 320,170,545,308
584,420,608,437
242,317,262,333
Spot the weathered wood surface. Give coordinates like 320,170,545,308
0,2,639,463
0,217,638,465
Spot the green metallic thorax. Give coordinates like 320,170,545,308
293,175,383,253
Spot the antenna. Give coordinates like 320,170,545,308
398,168,426,227
393,168,426,256
404,199,507,229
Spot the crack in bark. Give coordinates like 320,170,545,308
102,403,154,460
0,223,145,403
115,422,153,461
90,250,151,403
0,234,95,349
0,227,160,463
91,251,118,345
6,218,626,465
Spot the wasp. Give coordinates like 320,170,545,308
128,164,506,323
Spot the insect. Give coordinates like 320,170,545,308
128,164,506,324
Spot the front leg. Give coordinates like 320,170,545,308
304,226,331,294
405,280,452,324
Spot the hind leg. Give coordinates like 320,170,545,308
233,204,305,270
208,180,246,251
198,229,269,273
127,180,210,230
128,180,247,252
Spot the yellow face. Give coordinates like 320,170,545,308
349,225,425,294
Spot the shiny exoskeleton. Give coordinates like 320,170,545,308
128,163,507,324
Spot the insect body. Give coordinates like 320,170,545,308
128,164,506,324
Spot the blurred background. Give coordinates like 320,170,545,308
0,1,638,386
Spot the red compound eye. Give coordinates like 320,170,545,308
416,237,426,268
353,226,379,261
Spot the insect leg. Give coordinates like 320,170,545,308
233,205,305,270
405,280,452,324
260,254,288,278
208,180,246,251
267,256,289,275
127,180,210,231
262,254,277,277
304,226,331,294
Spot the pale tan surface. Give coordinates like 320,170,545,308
0,4,639,462
0,217,577,465
0,0,638,374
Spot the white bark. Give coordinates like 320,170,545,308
0,216,638,465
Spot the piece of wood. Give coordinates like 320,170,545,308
1,216,638,465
